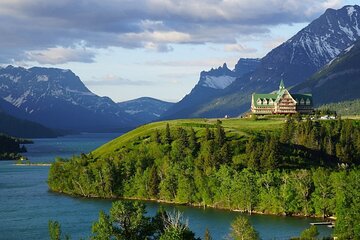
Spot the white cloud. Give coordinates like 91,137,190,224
85,74,152,86
224,43,257,53
0,0,352,63
26,46,95,64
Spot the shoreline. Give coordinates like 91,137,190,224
50,189,335,221
14,163,51,166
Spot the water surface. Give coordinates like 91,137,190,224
0,133,332,239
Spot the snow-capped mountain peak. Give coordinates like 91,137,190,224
202,75,236,89
0,66,135,131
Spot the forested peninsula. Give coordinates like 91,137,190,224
0,134,32,160
48,117,360,239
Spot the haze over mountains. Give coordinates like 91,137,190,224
0,66,173,134
117,97,174,125
0,5,360,135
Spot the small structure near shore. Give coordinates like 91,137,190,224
251,80,314,115
310,221,335,228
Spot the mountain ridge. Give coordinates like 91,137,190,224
117,97,174,124
163,5,360,118
292,37,360,106
0,65,136,132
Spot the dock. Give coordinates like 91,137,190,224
310,222,335,228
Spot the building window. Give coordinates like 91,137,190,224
263,98,268,105
300,98,305,105
306,99,311,105
257,98,262,105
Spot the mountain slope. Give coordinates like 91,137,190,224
117,97,174,124
293,38,360,106
0,66,136,132
162,59,260,119
164,5,360,118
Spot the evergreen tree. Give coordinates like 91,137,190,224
215,122,226,147
189,128,199,157
205,127,213,141
153,129,162,144
177,127,189,148
164,123,172,145
149,166,160,198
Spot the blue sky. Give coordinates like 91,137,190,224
0,0,358,102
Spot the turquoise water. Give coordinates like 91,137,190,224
0,133,332,239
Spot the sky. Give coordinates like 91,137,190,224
0,0,359,103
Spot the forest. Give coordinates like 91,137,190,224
48,117,360,239
0,133,31,160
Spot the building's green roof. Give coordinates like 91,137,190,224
252,93,277,107
252,92,313,107
292,94,313,105
252,80,313,108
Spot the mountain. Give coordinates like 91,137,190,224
162,59,260,119
0,111,58,138
117,97,174,124
293,38,360,106
0,66,136,132
0,97,59,138
164,5,360,118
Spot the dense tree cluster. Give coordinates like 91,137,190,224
0,133,31,160
318,99,360,116
50,201,199,240
48,119,360,238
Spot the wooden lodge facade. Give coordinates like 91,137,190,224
251,80,314,115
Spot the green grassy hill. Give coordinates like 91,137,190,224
92,117,284,159
48,116,360,237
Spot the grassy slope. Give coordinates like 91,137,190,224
92,117,284,159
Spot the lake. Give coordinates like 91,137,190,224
0,133,332,239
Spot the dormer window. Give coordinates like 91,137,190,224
257,98,262,105
306,99,311,105
263,98,268,105
300,98,305,105
269,98,273,105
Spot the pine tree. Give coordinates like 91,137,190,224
149,166,160,198
189,128,199,157
205,127,213,141
154,129,162,144
215,123,226,147
164,123,172,145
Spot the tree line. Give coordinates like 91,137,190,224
0,133,31,160
48,119,360,239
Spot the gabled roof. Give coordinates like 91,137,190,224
252,80,313,108
252,93,277,107
292,94,313,105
